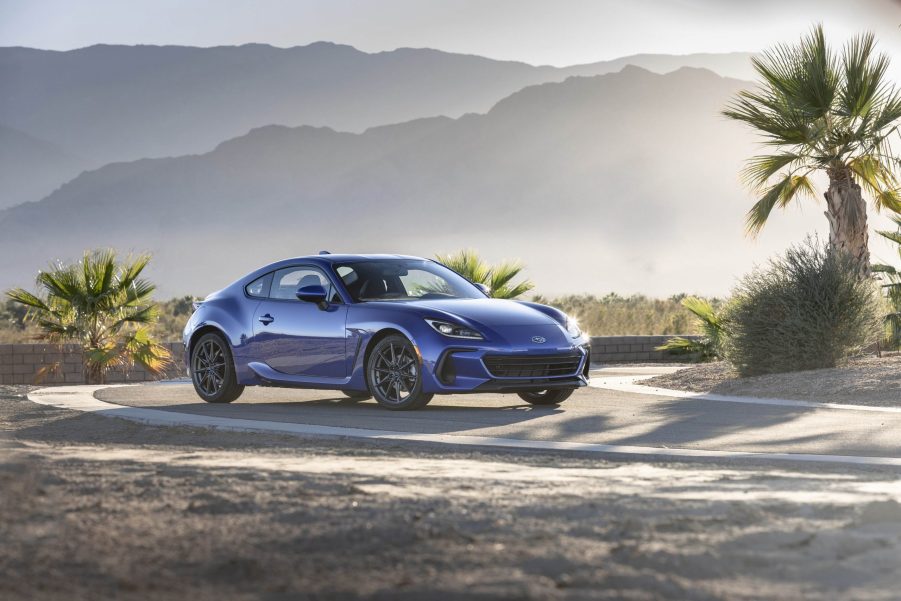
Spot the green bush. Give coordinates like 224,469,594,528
724,239,882,377
656,297,727,361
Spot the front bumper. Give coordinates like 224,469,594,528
472,376,587,393
421,341,591,394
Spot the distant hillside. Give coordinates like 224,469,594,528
0,43,755,164
0,43,755,211
0,125,89,209
564,52,756,80
0,66,827,297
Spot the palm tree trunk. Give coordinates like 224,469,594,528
824,167,870,279
84,361,104,385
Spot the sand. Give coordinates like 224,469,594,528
641,355,901,407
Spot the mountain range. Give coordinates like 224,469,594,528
0,124,89,209
0,62,835,297
0,42,755,209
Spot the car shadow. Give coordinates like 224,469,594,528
89,385,565,435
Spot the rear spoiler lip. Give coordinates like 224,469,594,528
192,301,204,311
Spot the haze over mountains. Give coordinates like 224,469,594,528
1,43,756,161
0,124,89,209
0,57,838,297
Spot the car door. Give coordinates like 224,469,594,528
251,265,348,378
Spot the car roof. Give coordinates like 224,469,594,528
303,253,424,264
241,254,427,281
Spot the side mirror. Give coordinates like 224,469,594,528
473,283,490,296
296,284,328,308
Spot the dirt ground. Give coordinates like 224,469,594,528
3,385,901,600
641,355,901,406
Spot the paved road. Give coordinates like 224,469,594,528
94,367,901,459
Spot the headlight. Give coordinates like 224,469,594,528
564,315,581,338
425,319,484,339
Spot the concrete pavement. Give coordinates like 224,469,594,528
25,366,899,464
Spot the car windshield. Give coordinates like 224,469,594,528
334,260,485,302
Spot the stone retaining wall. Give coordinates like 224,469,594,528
589,335,701,363
0,342,186,386
0,335,698,386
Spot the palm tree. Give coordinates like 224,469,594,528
7,250,171,384
723,25,901,278
656,297,726,361
435,249,534,299
874,216,901,348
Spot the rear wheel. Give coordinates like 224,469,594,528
190,332,244,403
518,388,575,406
366,335,433,410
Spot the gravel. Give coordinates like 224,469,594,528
640,355,901,406
3,386,901,600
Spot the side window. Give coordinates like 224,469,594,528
336,266,358,285
335,266,359,301
245,273,272,298
270,266,334,301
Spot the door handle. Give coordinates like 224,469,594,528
258,313,274,325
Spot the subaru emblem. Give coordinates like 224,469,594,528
531,336,546,344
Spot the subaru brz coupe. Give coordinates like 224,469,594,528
183,253,590,410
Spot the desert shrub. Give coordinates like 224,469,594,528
724,239,882,377
150,295,198,341
535,293,723,336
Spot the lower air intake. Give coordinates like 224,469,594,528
483,354,581,378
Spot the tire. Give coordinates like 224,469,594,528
342,390,372,401
190,332,244,403
517,388,575,406
366,334,433,410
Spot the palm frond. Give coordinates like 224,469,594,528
877,229,901,247
848,154,901,212
488,261,534,299
656,297,725,361
869,92,901,133
436,249,490,285
109,303,159,332
123,327,172,375
435,250,533,299
5,288,50,312
838,31,886,118
740,153,803,190
725,24,901,234
5,249,167,383
116,253,152,293
745,173,815,234
656,336,706,355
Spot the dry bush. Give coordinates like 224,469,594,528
724,239,882,377
535,293,723,336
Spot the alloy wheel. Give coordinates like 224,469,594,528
192,338,226,396
370,341,419,404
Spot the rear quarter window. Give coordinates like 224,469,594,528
245,273,273,298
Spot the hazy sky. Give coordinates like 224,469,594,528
2,0,900,66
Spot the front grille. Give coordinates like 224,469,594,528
483,354,581,378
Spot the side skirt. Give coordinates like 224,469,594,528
247,362,354,390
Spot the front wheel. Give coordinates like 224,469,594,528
366,335,433,410
518,388,575,406
190,332,244,403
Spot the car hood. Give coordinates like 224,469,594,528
404,298,559,327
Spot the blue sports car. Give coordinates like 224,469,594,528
183,253,590,410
